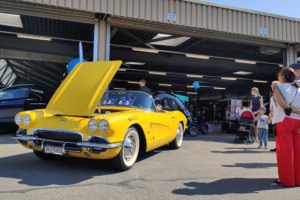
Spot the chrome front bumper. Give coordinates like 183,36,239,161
12,135,123,149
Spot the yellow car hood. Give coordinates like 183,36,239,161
46,61,122,116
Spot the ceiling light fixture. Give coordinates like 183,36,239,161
253,80,268,83
124,62,145,65
149,71,166,75
235,59,256,64
187,74,203,78
114,88,126,90
0,13,23,28
132,47,159,53
221,77,237,81
214,87,226,90
17,34,52,41
187,86,195,88
187,92,197,94
186,54,210,59
279,64,284,67
128,81,139,84
118,68,126,71
159,84,172,87
233,71,253,75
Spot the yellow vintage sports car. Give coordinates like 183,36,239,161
12,61,187,171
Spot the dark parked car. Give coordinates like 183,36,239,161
0,84,48,131
152,92,208,137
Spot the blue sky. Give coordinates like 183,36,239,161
200,0,300,19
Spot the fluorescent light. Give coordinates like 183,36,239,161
128,81,139,84
221,77,237,81
279,64,284,67
186,54,210,59
187,92,197,94
0,13,23,28
187,86,194,88
253,80,268,83
235,59,256,64
149,71,166,75
214,87,226,90
159,84,172,87
132,47,159,53
150,34,190,47
187,74,203,78
118,68,126,71
124,62,145,65
17,34,52,41
114,88,126,90
233,71,253,75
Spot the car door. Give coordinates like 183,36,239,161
159,97,177,143
0,85,33,122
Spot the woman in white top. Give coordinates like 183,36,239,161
273,67,300,187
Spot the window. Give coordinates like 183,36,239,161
0,86,31,100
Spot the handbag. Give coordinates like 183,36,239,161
284,90,298,116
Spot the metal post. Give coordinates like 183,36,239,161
105,21,111,61
93,19,99,61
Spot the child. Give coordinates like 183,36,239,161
255,107,270,149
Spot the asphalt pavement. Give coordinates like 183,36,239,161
0,131,298,200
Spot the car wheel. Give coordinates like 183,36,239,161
169,123,184,149
188,125,199,137
111,127,140,171
200,123,209,135
33,150,59,160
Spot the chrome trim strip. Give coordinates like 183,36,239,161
16,129,28,135
77,142,123,149
13,136,37,141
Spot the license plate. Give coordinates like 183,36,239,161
44,145,63,155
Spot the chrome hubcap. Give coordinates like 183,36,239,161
124,135,135,161
177,127,182,144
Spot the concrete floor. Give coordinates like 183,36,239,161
0,132,299,200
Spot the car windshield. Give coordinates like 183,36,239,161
99,91,156,111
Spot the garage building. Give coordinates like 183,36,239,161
0,0,299,121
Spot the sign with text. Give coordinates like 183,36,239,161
260,28,267,35
167,13,176,21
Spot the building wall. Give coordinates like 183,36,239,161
20,0,300,43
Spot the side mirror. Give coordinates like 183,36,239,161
156,104,162,111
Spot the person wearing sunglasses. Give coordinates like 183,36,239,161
289,63,300,84
273,67,300,187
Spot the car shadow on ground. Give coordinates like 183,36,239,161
222,163,277,169
172,178,286,196
0,148,161,187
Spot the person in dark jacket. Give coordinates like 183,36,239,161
139,79,151,95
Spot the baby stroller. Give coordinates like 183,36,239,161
234,111,255,144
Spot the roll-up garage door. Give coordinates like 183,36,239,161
0,0,95,24
109,16,286,49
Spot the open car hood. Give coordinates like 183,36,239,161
46,61,122,116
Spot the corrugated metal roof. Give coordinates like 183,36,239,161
19,0,300,44
0,15,94,43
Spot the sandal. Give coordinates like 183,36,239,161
265,147,268,150
258,146,262,149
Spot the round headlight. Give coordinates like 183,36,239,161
15,114,22,125
23,115,31,125
99,120,109,132
88,119,98,131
